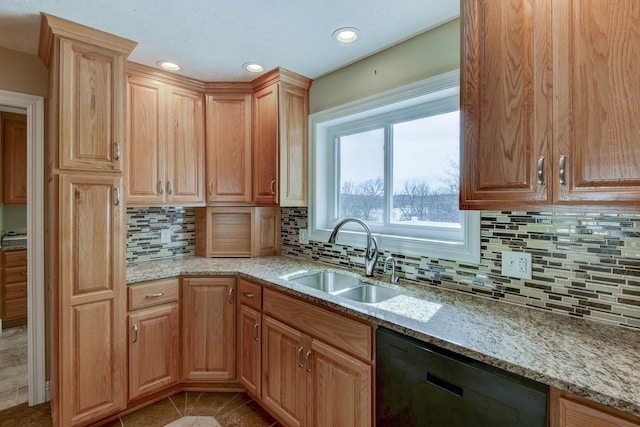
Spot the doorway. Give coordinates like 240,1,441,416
0,89,46,407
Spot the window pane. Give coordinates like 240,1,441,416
339,129,384,222
392,111,461,225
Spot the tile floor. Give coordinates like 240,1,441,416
0,324,29,411
0,392,280,427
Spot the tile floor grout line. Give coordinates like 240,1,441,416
216,397,256,423
213,392,240,417
187,392,203,416
168,394,184,417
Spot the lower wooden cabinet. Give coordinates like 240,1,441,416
1,250,28,328
239,304,262,398
551,388,640,427
182,277,236,381
128,303,179,400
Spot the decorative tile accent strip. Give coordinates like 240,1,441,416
126,207,195,264
281,207,640,329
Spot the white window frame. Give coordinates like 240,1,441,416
308,70,481,263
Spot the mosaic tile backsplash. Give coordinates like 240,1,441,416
127,207,196,264
281,207,640,330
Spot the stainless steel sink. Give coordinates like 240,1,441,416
289,270,362,293
337,285,400,303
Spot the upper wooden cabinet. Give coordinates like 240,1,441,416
461,0,640,211
205,92,252,204
1,112,28,205
39,17,135,174
252,68,311,207
127,64,205,206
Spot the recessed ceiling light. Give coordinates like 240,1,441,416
243,63,264,73
156,60,181,71
332,27,361,43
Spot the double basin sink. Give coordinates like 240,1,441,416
286,270,400,304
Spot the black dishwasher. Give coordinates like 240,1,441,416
376,327,548,427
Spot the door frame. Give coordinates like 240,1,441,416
0,89,46,405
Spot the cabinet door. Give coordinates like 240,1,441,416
279,83,308,207
253,84,279,205
205,93,252,203
58,174,126,425
166,85,205,204
557,396,640,427
127,75,166,204
308,339,372,427
239,304,262,397
1,112,28,205
261,315,306,427
59,38,126,172
253,206,281,257
553,0,640,206
128,303,179,400
460,0,551,209
182,277,236,381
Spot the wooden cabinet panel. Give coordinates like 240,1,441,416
253,207,280,257
261,315,306,427
127,75,165,204
460,0,551,209
553,0,640,206
128,303,179,400
59,38,126,172
128,277,179,311
239,304,262,398
166,85,204,204
1,250,28,327
308,338,372,427
1,112,28,204
279,84,308,207
182,277,236,381
239,279,262,311
551,388,640,427
2,250,28,267
253,84,279,205
205,93,252,203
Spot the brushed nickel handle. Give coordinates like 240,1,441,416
22,272,27,276
145,291,165,298
158,180,164,195
559,155,567,186
114,187,121,206
228,287,234,304
167,180,173,195
303,350,312,373
296,346,304,368
243,292,255,298
269,179,276,195
133,324,139,343
252,323,259,341
114,142,121,161
537,157,545,186
208,182,213,196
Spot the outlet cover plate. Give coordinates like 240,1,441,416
161,229,171,244
501,251,532,279
299,229,309,244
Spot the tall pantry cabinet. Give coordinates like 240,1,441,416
39,13,136,427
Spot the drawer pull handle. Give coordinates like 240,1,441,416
208,182,213,196
114,187,121,206
243,292,255,298
145,291,165,298
133,324,139,343
426,372,463,398
269,179,276,195
114,142,121,161
228,288,234,304
252,323,259,341
303,350,312,373
159,180,164,195
296,346,304,368
167,180,173,195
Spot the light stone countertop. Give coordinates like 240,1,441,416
127,255,640,418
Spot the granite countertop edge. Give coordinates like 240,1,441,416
127,255,640,418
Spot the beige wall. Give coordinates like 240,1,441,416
0,46,48,97
309,18,460,114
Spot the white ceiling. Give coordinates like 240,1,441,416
0,0,459,82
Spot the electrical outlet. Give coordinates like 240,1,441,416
501,251,532,279
299,228,309,244
161,229,172,244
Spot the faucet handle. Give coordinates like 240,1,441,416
384,256,399,283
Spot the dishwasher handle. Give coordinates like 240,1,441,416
426,372,463,398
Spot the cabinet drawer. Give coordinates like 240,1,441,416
129,278,179,311
2,250,27,268
263,288,373,361
239,279,262,310
3,266,27,284
4,282,27,300
4,297,27,318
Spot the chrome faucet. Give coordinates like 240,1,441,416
383,256,399,283
328,218,379,277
